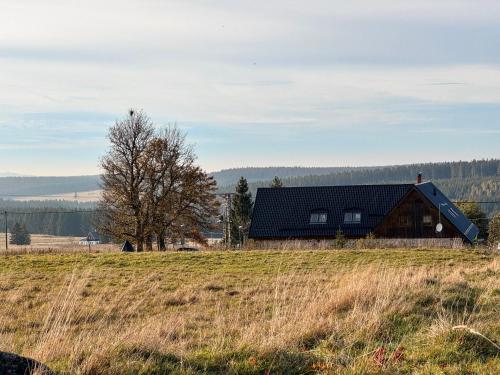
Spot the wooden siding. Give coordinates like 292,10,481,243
375,189,461,239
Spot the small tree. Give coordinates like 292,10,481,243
457,202,488,240
9,222,31,245
230,177,253,246
333,228,346,249
270,176,283,188
488,213,500,247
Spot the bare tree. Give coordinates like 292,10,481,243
98,112,219,251
98,110,154,251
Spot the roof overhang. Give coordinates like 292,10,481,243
415,182,479,243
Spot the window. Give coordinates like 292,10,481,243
399,216,411,227
310,211,328,224
344,211,361,224
423,215,432,226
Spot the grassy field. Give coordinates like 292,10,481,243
0,233,118,253
0,248,498,374
13,190,102,202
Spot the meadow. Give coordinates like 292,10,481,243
0,248,498,374
0,234,117,254
12,190,102,203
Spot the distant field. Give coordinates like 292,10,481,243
13,189,102,202
0,248,498,374
0,233,116,252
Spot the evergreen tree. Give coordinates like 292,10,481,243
488,213,500,247
230,177,253,246
457,202,489,240
22,225,31,245
270,176,283,188
9,222,31,245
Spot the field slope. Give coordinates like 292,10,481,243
0,249,498,374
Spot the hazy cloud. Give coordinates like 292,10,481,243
0,0,499,174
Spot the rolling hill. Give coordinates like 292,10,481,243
0,160,498,215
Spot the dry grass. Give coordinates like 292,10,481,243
0,233,119,254
0,249,498,374
13,190,102,202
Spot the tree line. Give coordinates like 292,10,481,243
0,176,100,196
210,166,363,186
218,159,498,190
0,200,97,237
0,209,96,237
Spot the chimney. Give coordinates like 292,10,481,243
417,173,422,184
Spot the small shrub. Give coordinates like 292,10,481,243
355,233,377,249
333,229,346,249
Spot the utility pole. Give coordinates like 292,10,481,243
216,193,234,249
4,211,7,251
225,194,232,249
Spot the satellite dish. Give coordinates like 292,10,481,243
436,223,443,233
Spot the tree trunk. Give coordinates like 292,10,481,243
135,220,144,252
158,230,167,251
136,240,143,252
145,235,153,251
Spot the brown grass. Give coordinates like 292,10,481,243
0,233,119,254
13,190,102,203
0,249,498,374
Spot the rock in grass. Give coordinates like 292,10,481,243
0,352,53,375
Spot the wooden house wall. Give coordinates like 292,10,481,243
375,189,460,239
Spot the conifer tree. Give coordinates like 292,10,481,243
488,213,500,247
9,222,31,245
270,176,283,188
457,202,489,240
230,177,253,246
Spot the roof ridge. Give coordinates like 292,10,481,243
258,183,415,189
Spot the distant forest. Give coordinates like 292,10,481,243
0,159,498,197
0,159,498,236
209,166,370,187
218,159,498,188
219,159,500,216
0,200,97,237
0,175,101,196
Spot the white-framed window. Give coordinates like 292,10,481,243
344,211,361,224
310,212,328,224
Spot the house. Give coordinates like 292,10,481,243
79,231,101,246
121,240,134,252
248,175,479,244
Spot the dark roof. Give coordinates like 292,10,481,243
249,184,414,239
87,231,100,241
121,240,135,252
80,231,100,242
249,182,479,242
415,182,479,243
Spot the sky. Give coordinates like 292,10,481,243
0,0,499,176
